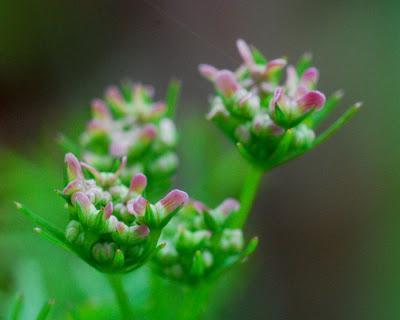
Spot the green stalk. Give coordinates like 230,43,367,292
231,165,264,228
181,283,210,320
106,274,134,320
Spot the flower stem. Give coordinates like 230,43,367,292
107,274,134,320
231,165,264,228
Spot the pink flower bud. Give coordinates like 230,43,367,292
91,99,111,120
87,119,108,134
63,180,83,196
269,87,284,112
217,198,240,215
301,67,319,88
127,196,148,216
106,86,123,103
129,173,147,194
158,189,189,214
132,225,150,238
140,124,157,141
65,153,83,180
198,64,218,81
149,102,166,118
236,39,254,67
297,90,326,111
104,202,113,219
110,141,129,157
215,70,240,97
192,200,209,213
72,192,92,213
265,58,287,76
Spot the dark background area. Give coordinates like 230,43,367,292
1,1,399,319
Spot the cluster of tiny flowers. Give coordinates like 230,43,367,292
80,83,178,192
152,198,257,283
199,39,328,169
62,153,188,273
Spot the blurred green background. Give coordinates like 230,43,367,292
0,0,398,319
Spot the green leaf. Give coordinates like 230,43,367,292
9,293,23,320
36,300,55,320
165,79,181,118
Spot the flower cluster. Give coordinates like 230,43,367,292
62,153,188,273
152,198,257,284
80,83,179,197
200,39,359,170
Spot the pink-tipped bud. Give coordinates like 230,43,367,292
215,70,240,97
140,124,157,141
87,119,108,134
63,180,83,196
236,39,254,67
132,225,150,238
198,64,218,81
72,192,92,212
127,196,148,216
159,189,189,214
91,99,111,120
266,58,287,75
104,202,113,219
129,173,147,194
110,141,129,157
192,200,209,214
65,153,83,180
217,198,240,215
149,102,166,118
301,67,319,87
297,90,326,111
269,87,284,112
106,85,123,103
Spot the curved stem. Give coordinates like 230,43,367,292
231,165,264,228
107,274,134,320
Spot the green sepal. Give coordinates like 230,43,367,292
251,47,267,65
190,250,206,278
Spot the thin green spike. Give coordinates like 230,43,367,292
14,202,72,252
310,90,344,128
9,293,23,320
165,79,181,118
313,102,362,147
36,299,55,320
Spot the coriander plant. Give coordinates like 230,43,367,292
14,39,360,320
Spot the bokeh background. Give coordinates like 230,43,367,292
0,0,398,319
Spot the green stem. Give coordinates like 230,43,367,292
107,274,134,320
231,165,264,228
181,283,210,320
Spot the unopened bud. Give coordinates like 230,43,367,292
65,153,83,181
129,173,147,194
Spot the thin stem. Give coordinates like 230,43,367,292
107,274,134,320
231,165,264,228
181,283,210,320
